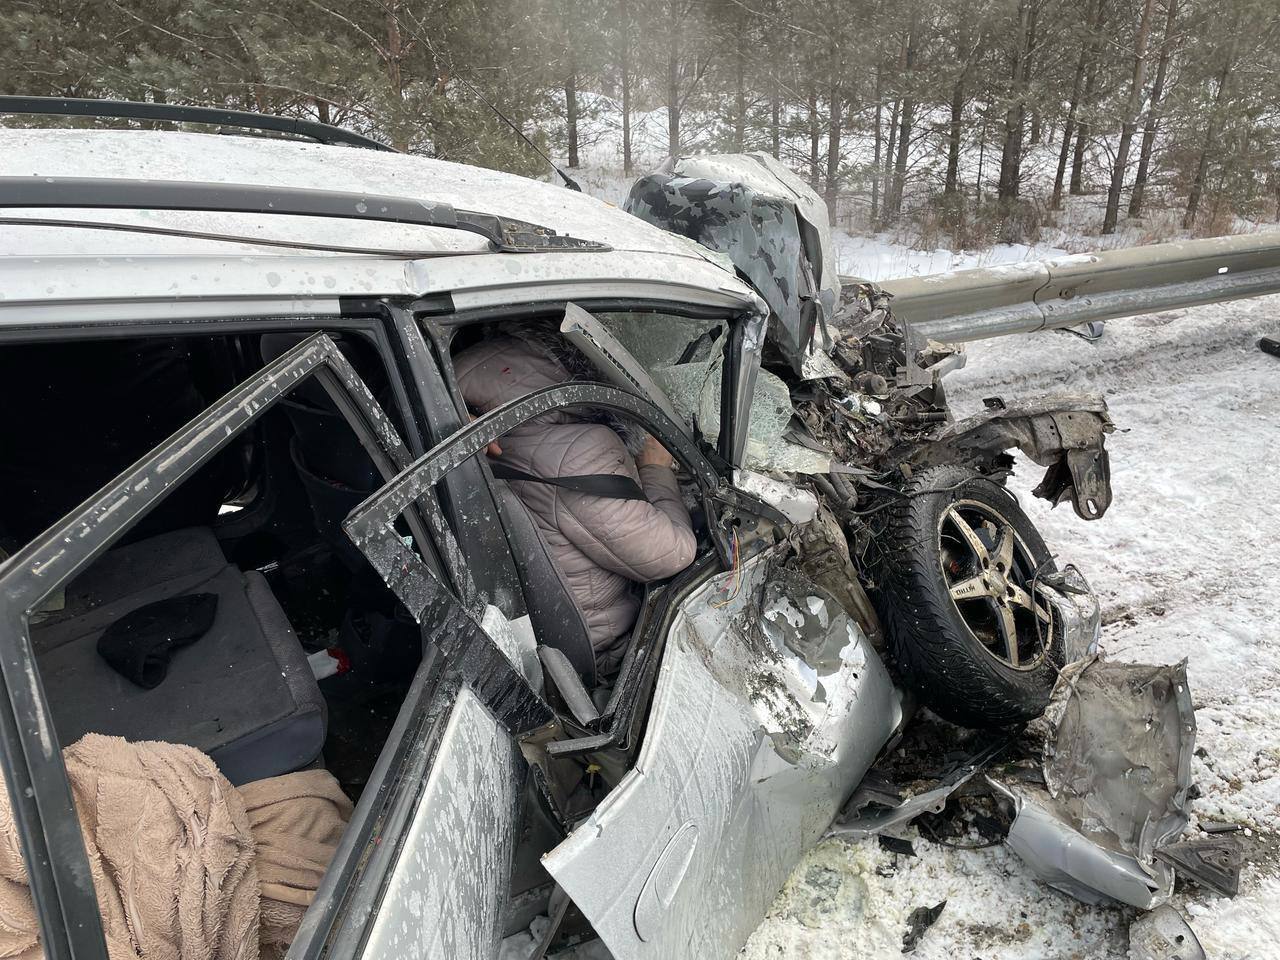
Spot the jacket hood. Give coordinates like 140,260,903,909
453,325,649,455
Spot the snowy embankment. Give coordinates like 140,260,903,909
742,296,1280,960
564,125,1280,954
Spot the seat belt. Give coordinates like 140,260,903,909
489,461,649,502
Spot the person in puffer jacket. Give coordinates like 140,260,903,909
454,325,697,671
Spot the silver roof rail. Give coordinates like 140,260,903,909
0,176,610,255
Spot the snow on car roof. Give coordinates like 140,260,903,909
0,129,703,259
0,129,759,314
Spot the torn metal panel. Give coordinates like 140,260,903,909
1154,836,1244,898
1039,657,1195,866
660,154,841,318
1036,568,1101,664
732,470,818,524
626,153,839,373
993,780,1175,908
789,505,883,647
827,739,1005,841
542,556,900,960
900,394,1114,469
1129,905,1206,960
896,394,1116,519
993,656,1195,909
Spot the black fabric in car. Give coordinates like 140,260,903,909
33,527,326,786
96,592,218,689
0,338,231,545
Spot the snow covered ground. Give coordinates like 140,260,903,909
558,118,1280,955
741,295,1280,959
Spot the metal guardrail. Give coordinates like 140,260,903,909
875,233,1280,342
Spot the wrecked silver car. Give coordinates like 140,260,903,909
0,104,1267,960
628,152,1115,729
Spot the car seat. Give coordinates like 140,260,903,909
259,333,390,569
493,484,598,688
31,526,325,786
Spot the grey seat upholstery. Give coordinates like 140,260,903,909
32,527,326,786
494,484,597,686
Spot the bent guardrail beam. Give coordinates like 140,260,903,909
875,233,1280,342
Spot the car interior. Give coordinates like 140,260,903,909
0,330,422,796
0,308,738,949
443,312,725,723
440,311,736,938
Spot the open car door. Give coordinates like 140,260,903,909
350,347,902,958
0,333,545,960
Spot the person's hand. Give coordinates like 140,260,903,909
467,410,502,457
635,433,676,470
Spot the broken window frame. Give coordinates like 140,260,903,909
435,299,766,468
0,332,437,959
342,382,724,606
340,380,732,834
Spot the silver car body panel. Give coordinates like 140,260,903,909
0,130,711,258
0,249,758,319
654,153,840,315
992,656,1195,909
0,297,347,328
625,152,839,373
359,686,522,960
993,781,1175,908
543,553,901,960
1036,568,1102,664
731,470,820,524
407,255,759,313
0,129,762,317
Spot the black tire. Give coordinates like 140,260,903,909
875,464,1062,728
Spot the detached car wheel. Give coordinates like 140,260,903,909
876,464,1062,728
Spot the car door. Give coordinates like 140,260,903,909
351,355,903,959
0,331,541,960
540,552,901,960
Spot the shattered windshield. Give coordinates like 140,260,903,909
597,311,815,472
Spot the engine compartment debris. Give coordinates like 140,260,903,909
826,650,1248,938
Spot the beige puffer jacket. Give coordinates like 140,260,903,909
454,335,697,663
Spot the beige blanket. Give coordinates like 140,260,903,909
0,735,352,960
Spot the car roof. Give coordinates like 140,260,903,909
0,129,758,317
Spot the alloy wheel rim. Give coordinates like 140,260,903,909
937,499,1054,671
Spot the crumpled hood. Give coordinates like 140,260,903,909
625,152,840,374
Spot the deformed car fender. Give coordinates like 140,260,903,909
894,393,1116,520
991,656,1196,910
541,554,901,959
